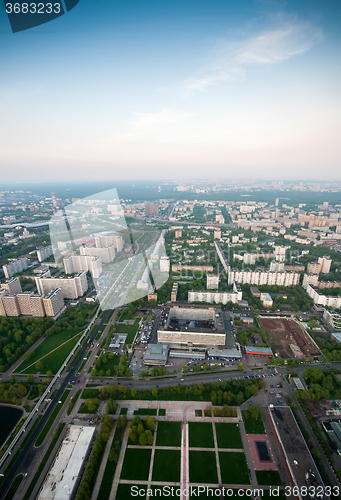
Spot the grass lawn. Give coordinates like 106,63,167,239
215,423,243,449
116,318,140,345
120,407,128,415
152,449,180,482
219,452,250,485
116,484,143,500
98,426,125,500
156,421,181,447
134,408,157,416
81,389,100,399
189,451,218,484
16,329,82,374
120,448,151,480
78,403,97,414
243,415,265,434
256,470,282,486
189,422,214,448
159,408,166,416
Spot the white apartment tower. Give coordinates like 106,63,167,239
95,233,124,252
318,255,332,274
3,258,28,279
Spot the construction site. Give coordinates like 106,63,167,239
258,317,321,360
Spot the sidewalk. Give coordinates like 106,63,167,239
91,422,117,500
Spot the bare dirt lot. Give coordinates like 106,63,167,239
259,317,320,359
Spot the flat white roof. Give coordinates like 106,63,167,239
38,425,95,500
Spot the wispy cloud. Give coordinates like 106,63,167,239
115,108,194,142
184,13,324,92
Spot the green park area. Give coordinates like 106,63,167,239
15,329,82,374
243,416,265,434
152,449,180,482
219,452,250,485
120,448,151,480
189,422,214,448
215,423,243,449
189,450,218,484
256,470,282,486
115,318,140,345
155,421,181,447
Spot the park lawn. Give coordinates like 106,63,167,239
189,422,214,448
156,421,181,447
116,319,140,344
215,423,243,449
189,451,218,484
120,448,151,481
152,450,180,482
256,470,282,486
134,408,157,416
243,416,265,434
78,403,97,414
116,484,143,500
27,334,81,374
16,329,82,373
219,452,250,485
81,388,100,399
98,426,125,500
159,408,166,416
100,355,120,373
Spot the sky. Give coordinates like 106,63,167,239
0,0,340,183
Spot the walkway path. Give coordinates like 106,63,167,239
91,422,117,500
109,428,129,500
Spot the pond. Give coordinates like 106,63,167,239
0,405,23,449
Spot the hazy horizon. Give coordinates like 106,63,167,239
1,0,340,182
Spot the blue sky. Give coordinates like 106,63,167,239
0,0,340,182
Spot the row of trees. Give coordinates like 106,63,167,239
127,415,156,445
88,378,264,405
77,416,114,500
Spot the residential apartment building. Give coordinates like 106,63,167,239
302,273,319,290
2,295,20,316
95,233,124,252
323,309,341,331
35,271,87,299
1,277,22,295
160,256,170,273
207,274,219,289
228,270,300,286
318,255,332,274
37,245,53,262
80,245,115,264
3,257,29,279
43,288,64,318
171,283,178,302
63,254,102,279
188,283,242,305
306,284,341,309
307,261,321,274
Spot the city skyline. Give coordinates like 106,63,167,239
0,0,340,182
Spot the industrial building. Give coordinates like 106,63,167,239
244,346,273,356
144,343,169,365
157,306,226,347
38,425,95,500
268,406,326,497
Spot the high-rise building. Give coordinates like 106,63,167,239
63,255,102,279
30,295,45,317
1,277,22,295
160,256,170,273
307,261,321,274
0,290,7,316
145,203,159,216
302,273,319,290
95,233,124,252
171,283,178,302
80,245,115,264
274,246,288,263
228,270,299,286
207,274,219,289
2,295,20,316
214,230,221,240
37,245,53,262
318,255,332,274
3,257,28,279
35,271,87,299
43,288,64,317
17,292,34,316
